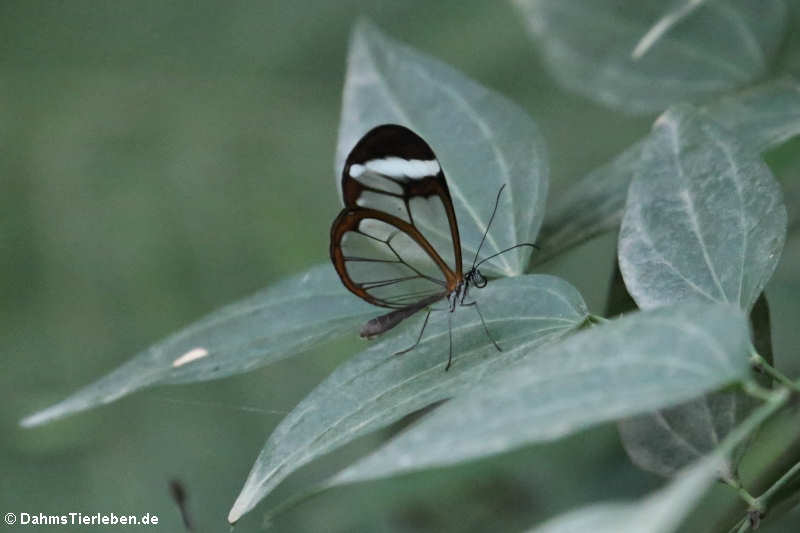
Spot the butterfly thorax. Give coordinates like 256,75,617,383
448,267,487,312
465,267,487,289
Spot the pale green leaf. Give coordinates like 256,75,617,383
618,295,774,480
704,77,800,153
336,20,548,277
618,392,743,482
227,275,588,523
20,264,374,427
618,105,787,311
514,0,788,113
525,455,723,533
613,104,786,483
535,78,800,264
326,302,751,486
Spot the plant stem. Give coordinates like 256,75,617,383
742,380,775,402
719,387,792,531
735,486,762,512
757,459,800,508
735,518,750,533
721,388,790,459
750,352,800,393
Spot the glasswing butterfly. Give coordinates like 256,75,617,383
330,124,536,370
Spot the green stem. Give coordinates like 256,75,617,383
736,487,762,512
742,380,776,402
757,459,800,508
587,314,609,325
735,518,750,533
718,387,789,456
720,387,791,531
750,352,800,393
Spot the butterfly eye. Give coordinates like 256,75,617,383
473,270,487,288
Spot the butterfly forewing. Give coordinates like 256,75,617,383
343,125,462,276
331,125,463,313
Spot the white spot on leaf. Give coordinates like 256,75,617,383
172,347,209,368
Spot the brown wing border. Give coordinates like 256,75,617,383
330,207,454,309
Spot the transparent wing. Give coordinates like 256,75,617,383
331,208,449,309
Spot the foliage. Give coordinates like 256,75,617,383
20,2,800,531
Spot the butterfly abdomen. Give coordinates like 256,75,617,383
360,293,444,338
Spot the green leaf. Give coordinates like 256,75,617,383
524,455,723,533
513,0,788,114
325,301,751,487
618,393,746,483
535,78,800,264
705,78,800,153
618,105,787,311
227,275,588,523
20,264,374,427
615,103,786,479
610,271,775,482
618,295,774,480
336,20,548,277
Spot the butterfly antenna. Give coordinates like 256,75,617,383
471,184,506,270
475,242,539,269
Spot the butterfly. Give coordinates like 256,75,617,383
330,124,535,370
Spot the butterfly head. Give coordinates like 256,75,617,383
465,267,487,289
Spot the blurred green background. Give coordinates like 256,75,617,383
2,1,799,531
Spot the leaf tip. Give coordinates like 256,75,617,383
19,411,48,428
227,501,246,525
19,400,75,428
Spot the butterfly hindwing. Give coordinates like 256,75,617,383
331,125,463,311
330,208,448,308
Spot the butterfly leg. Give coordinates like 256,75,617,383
462,301,502,352
393,309,432,356
445,310,454,371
